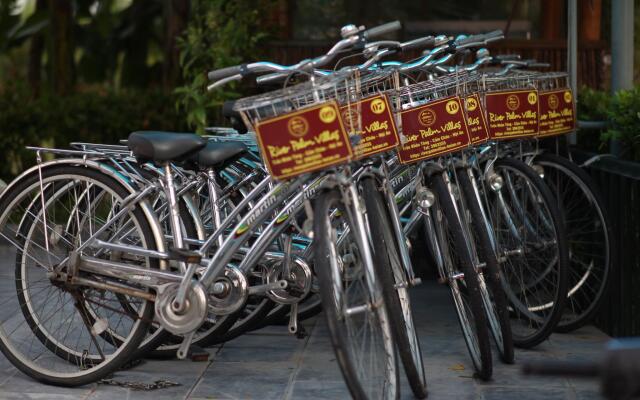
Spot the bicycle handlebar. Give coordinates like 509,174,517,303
401,36,436,52
254,34,439,86
206,21,402,89
207,27,504,90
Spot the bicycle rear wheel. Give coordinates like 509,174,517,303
532,153,613,332
314,188,398,400
0,165,155,386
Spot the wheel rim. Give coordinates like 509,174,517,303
323,198,397,399
491,164,564,340
536,160,610,328
0,173,151,379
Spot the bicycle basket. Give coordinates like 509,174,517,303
233,69,401,179
389,71,477,164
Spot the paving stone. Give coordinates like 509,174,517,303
574,389,604,400
481,386,570,400
287,379,349,399
190,361,293,400
0,281,611,399
0,393,86,400
0,372,94,397
216,333,306,363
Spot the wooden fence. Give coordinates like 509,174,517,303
571,150,640,337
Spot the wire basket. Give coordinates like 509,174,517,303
233,69,398,128
387,71,481,163
527,72,575,137
390,70,479,111
232,69,400,179
512,70,570,92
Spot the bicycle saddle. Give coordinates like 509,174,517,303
128,131,207,163
187,139,248,169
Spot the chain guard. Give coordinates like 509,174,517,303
266,257,312,304
155,282,208,334
207,265,248,315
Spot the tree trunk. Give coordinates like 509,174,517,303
28,37,44,97
163,0,190,90
48,0,74,95
540,0,564,40
580,0,602,41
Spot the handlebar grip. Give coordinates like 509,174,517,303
483,30,504,41
207,64,245,81
363,21,402,39
495,54,521,61
401,36,435,52
528,62,551,68
504,59,529,66
455,33,485,47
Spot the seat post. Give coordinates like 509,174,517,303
164,161,201,314
163,162,186,256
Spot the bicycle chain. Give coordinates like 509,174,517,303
98,378,181,391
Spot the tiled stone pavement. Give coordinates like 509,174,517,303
0,282,607,399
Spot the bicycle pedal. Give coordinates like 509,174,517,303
188,345,209,362
168,247,202,264
295,326,307,339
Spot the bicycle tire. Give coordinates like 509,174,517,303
456,166,515,364
533,153,614,332
0,165,155,386
361,177,428,398
490,157,569,348
429,171,493,380
314,188,399,400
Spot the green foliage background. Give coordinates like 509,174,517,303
578,86,640,161
0,80,186,178
0,0,277,180
1,0,639,181
174,0,274,133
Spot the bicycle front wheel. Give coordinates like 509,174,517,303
456,166,515,364
429,171,493,380
361,177,427,398
314,188,399,400
488,157,569,348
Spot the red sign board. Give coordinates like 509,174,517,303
340,94,400,158
538,89,576,137
254,101,352,180
485,89,539,139
397,96,470,164
463,94,490,145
